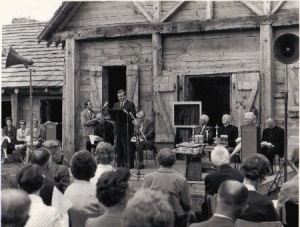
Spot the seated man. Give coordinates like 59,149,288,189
131,111,155,169
217,114,238,150
15,120,30,162
94,113,114,146
194,114,213,144
2,117,17,163
261,117,284,169
191,180,249,227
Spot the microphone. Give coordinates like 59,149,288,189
102,102,108,110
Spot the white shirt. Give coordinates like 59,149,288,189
90,164,114,185
25,194,60,227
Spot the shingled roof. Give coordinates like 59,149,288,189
2,22,64,88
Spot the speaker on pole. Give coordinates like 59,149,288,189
5,47,34,68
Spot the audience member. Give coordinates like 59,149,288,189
142,148,192,227
277,147,299,227
64,150,104,215
239,153,280,222
1,188,31,227
94,113,114,146
42,140,70,193
15,120,30,162
190,180,249,227
201,146,244,220
2,117,17,163
261,117,284,170
123,188,174,227
16,164,62,227
90,142,115,185
85,168,131,227
194,114,213,144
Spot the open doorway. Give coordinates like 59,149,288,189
40,99,62,123
103,66,127,109
186,76,230,126
2,101,11,127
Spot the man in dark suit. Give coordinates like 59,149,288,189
218,114,238,149
191,180,249,227
2,117,17,163
201,146,244,220
261,117,284,169
94,113,114,146
81,100,98,151
194,114,213,144
112,89,136,168
131,111,155,169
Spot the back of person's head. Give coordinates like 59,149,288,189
291,147,299,168
217,180,248,218
211,146,230,166
156,148,176,167
96,168,130,207
1,188,31,227
17,164,45,194
95,142,115,164
70,150,97,181
123,189,174,227
31,148,51,167
240,153,271,182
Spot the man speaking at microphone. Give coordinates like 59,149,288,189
112,89,136,168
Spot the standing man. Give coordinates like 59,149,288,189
218,114,238,149
194,114,213,144
81,100,98,152
112,89,136,168
261,117,284,170
94,113,114,146
131,111,155,169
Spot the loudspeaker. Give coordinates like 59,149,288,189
241,125,261,161
5,46,34,69
274,34,299,64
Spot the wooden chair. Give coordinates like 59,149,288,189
145,146,157,166
235,219,283,227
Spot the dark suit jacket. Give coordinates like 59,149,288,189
94,120,114,145
48,163,70,193
81,109,97,138
112,100,136,135
2,125,17,150
135,117,155,148
205,164,244,195
218,124,238,148
261,125,284,158
190,215,235,227
194,124,214,144
239,190,280,222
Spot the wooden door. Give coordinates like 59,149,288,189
126,65,139,110
231,72,260,129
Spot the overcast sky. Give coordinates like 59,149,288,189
0,0,63,25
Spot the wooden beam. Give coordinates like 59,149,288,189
132,1,153,23
153,0,161,23
11,93,20,127
152,33,163,78
63,38,80,162
160,1,185,23
241,1,263,15
271,1,285,14
263,1,272,15
260,24,274,128
52,11,298,42
206,1,213,20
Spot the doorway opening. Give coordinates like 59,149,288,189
186,75,230,126
2,101,12,127
103,66,127,109
40,99,62,124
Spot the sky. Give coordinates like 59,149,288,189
0,0,63,25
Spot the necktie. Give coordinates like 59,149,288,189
120,102,123,108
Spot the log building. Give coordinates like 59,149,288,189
37,1,299,161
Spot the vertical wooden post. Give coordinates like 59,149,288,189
263,1,272,15
63,38,80,162
152,33,162,78
260,24,274,127
153,0,161,23
206,1,213,20
11,93,20,127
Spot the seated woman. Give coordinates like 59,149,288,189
239,153,280,222
2,117,17,163
15,120,30,162
90,142,115,185
86,168,131,227
64,151,105,220
16,164,62,226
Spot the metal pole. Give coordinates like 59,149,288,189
30,69,33,152
284,64,288,182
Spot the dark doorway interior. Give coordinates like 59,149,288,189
2,101,11,128
107,66,127,108
187,76,230,126
40,99,62,124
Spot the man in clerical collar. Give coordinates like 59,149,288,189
218,114,238,149
94,113,114,146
